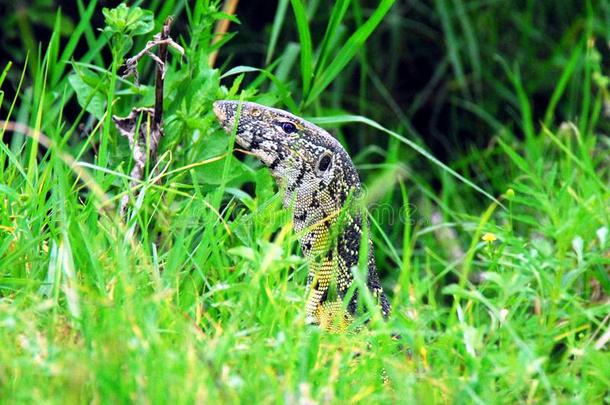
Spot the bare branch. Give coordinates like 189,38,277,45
114,16,178,218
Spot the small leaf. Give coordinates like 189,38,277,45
228,246,256,262
67,72,106,120
596,226,608,246
102,3,154,37
191,131,249,186
102,4,130,34
572,236,584,265
125,9,154,36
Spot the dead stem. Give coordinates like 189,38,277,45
114,16,179,218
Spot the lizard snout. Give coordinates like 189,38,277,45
213,100,241,135
214,100,252,150
213,101,228,123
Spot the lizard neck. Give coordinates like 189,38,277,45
277,156,391,326
294,206,391,326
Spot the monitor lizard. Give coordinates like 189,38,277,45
214,100,391,332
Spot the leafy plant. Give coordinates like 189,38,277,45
102,3,154,59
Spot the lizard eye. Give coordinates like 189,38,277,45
317,153,332,173
280,122,298,134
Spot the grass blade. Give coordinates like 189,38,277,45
452,0,481,98
306,0,395,106
543,42,582,127
221,65,298,111
435,0,470,100
266,0,290,65
55,0,99,86
290,0,313,99
313,0,351,78
0,61,12,88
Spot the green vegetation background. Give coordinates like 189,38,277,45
0,0,608,403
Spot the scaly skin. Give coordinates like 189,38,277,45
213,100,390,332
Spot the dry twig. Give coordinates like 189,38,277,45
113,16,182,217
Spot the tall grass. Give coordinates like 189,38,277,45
0,1,608,403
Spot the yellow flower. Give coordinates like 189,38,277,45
482,232,497,243
505,188,515,200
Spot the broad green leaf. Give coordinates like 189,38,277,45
67,71,106,120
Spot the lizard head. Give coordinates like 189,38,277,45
213,100,362,224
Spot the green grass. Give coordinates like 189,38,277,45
1,1,609,403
